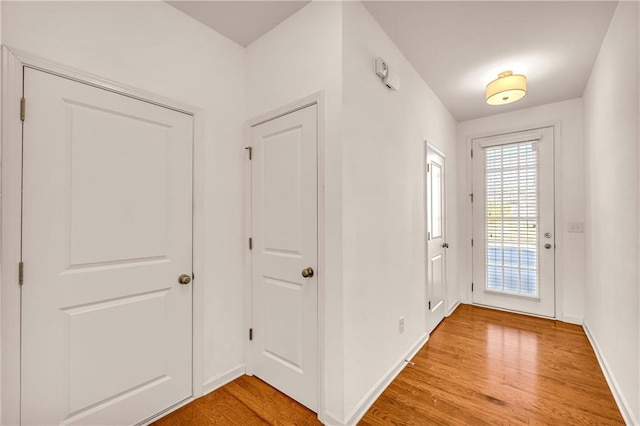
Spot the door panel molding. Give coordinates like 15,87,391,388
425,141,447,334
244,92,326,424
252,104,317,410
0,46,205,425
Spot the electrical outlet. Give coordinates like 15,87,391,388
399,316,405,334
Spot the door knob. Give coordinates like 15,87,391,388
442,243,449,248
544,243,552,250
178,274,192,285
301,267,314,278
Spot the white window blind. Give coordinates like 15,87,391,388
485,141,538,296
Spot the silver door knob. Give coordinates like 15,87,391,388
301,267,314,278
442,243,449,248
178,274,192,285
544,243,552,249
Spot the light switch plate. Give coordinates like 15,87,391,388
568,222,584,233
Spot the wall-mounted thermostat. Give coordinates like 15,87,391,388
374,57,399,91
375,57,388,78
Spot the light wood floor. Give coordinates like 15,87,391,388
154,304,623,425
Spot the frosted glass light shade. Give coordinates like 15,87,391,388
485,71,527,105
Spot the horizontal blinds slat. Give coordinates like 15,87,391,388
484,141,539,296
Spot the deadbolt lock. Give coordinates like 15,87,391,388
179,274,192,285
301,267,314,278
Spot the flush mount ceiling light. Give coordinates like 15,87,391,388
485,71,527,105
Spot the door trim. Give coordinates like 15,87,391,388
1,46,206,425
244,92,326,424
427,140,447,160
465,122,564,320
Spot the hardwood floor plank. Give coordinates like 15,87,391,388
152,401,213,426
223,376,321,426
154,304,623,425
195,388,270,425
361,305,624,425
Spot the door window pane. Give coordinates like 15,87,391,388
430,162,442,239
485,142,538,296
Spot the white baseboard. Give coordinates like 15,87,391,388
323,411,346,426
446,299,461,316
202,364,246,396
338,333,430,426
583,322,637,425
142,364,245,425
561,315,583,325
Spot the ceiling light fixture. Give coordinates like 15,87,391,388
485,71,527,105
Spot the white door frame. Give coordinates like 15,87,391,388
465,122,564,320
1,46,206,425
244,92,326,424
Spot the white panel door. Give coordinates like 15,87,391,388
21,68,193,425
251,105,318,412
472,127,555,317
426,146,447,334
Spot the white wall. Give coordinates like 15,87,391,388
0,3,3,421
244,2,345,420
9,1,633,425
1,0,246,413
583,1,640,423
457,98,586,323
342,2,458,421
246,2,460,422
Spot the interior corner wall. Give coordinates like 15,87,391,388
1,0,246,400
342,2,458,421
582,1,640,422
0,2,3,421
244,2,345,420
456,98,586,323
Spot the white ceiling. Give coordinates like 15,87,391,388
363,1,617,121
167,1,310,47
168,1,618,122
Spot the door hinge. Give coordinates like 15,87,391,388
471,239,474,247
245,146,252,160
249,237,253,250
20,97,26,122
249,328,253,341
427,231,431,241
470,149,473,158
428,301,431,310
471,282,474,292
469,193,474,203
18,261,24,285
427,163,430,173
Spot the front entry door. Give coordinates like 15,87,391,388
250,104,318,412
21,68,194,425
426,145,447,334
472,127,555,317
